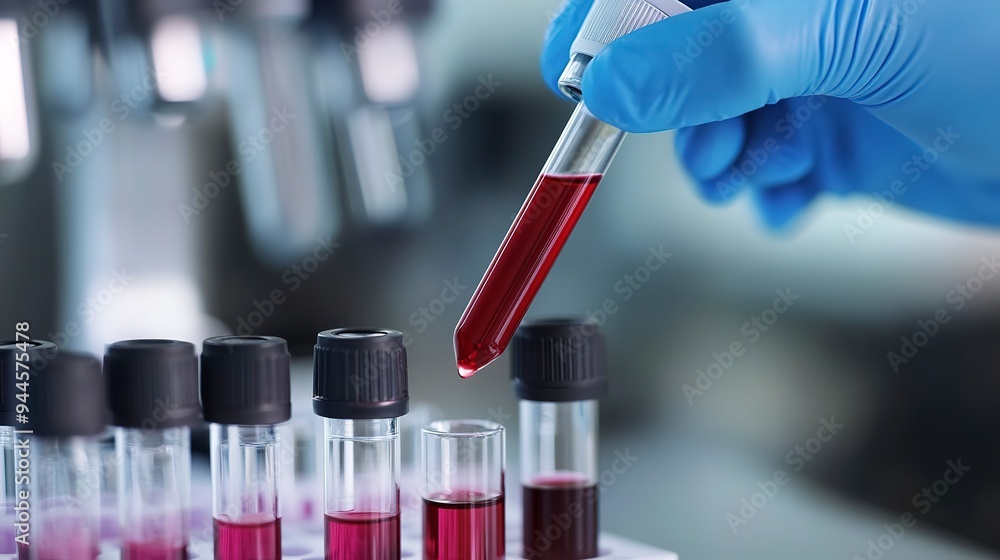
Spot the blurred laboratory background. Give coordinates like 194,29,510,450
2,0,1000,558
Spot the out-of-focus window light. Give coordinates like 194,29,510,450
151,15,208,103
347,106,409,223
0,20,31,161
83,276,207,355
358,24,421,105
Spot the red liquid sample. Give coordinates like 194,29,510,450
455,173,603,377
214,516,281,560
120,541,187,560
423,491,505,560
324,512,400,560
522,475,598,560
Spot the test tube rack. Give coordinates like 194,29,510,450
0,508,678,560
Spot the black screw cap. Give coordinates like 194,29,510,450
0,340,58,427
512,318,609,402
105,340,201,429
201,335,291,425
27,351,106,437
313,328,409,419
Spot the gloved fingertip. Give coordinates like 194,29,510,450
754,182,820,230
579,43,646,131
675,118,746,182
694,178,741,206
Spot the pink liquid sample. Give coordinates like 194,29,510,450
120,540,187,560
214,516,281,560
15,517,99,560
324,511,400,560
1,520,14,554
423,491,505,560
455,174,604,377
17,543,98,560
523,474,598,560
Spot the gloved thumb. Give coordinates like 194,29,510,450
582,0,849,133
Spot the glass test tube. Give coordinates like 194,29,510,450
422,419,505,560
513,319,609,560
313,328,409,560
454,0,692,377
21,351,106,560
454,103,624,377
280,417,319,524
201,335,292,560
105,340,201,560
0,340,57,555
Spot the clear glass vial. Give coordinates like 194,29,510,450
0,339,57,554
513,318,609,560
201,335,292,560
422,419,506,560
105,340,201,560
313,328,409,560
21,351,106,560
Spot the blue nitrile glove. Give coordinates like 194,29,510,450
541,0,1000,230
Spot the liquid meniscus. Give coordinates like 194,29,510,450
214,516,281,560
523,474,598,560
324,511,400,560
423,491,505,560
120,540,187,560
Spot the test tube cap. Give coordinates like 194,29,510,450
105,339,201,429
26,351,107,437
512,318,609,402
313,328,409,419
0,340,58,427
201,335,292,425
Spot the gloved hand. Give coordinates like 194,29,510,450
541,0,1000,231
